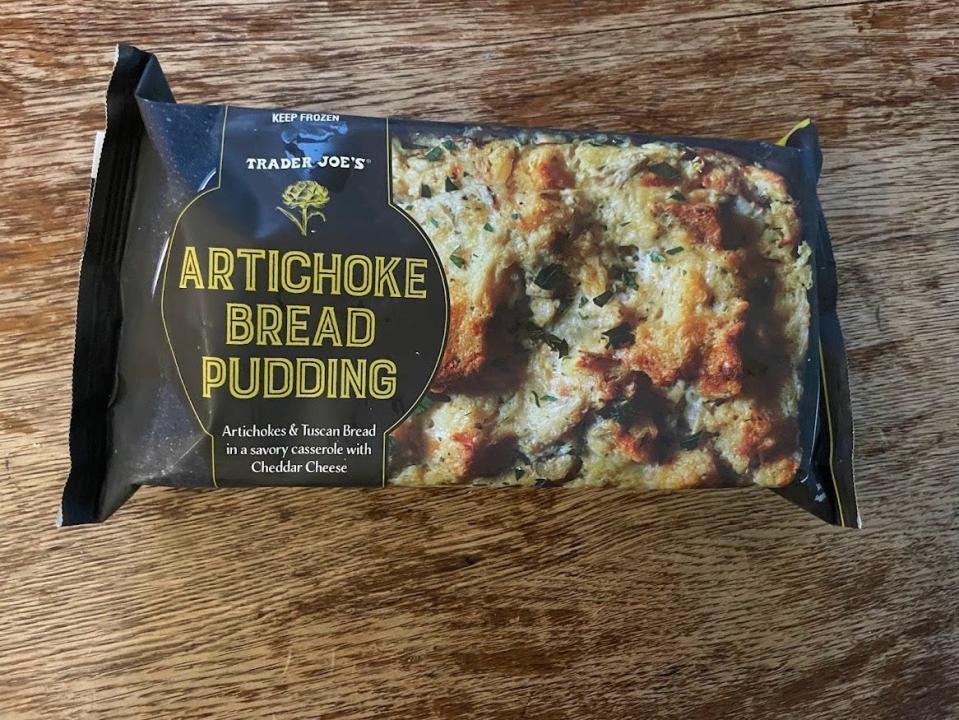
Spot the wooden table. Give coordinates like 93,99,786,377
2,2,957,717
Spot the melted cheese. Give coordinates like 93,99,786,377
389,136,811,489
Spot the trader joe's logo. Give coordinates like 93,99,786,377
276,180,330,236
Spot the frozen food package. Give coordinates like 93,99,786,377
61,45,858,526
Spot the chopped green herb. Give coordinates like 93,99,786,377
593,290,614,307
531,390,541,407
511,212,521,220
578,295,588,308
620,221,631,227
668,190,686,201
420,183,432,198
428,217,440,228
540,394,558,403
445,176,458,192
680,432,702,450
412,392,451,416
647,162,682,183
666,246,684,255
602,322,634,349
424,146,444,161
533,263,568,292
621,270,638,290
526,322,569,357
483,222,494,232
514,467,526,480
650,251,666,263
449,252,466,269
441,139,457,152
598,400,634,424
544,334,569,357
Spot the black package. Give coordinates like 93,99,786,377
61,45,858,527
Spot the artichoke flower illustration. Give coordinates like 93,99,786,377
276,180,330,236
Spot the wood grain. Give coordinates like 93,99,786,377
1,1,958,718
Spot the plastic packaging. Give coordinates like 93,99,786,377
61,45,858,527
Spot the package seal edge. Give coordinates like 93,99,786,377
783,124,860,528
61,45,163,525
